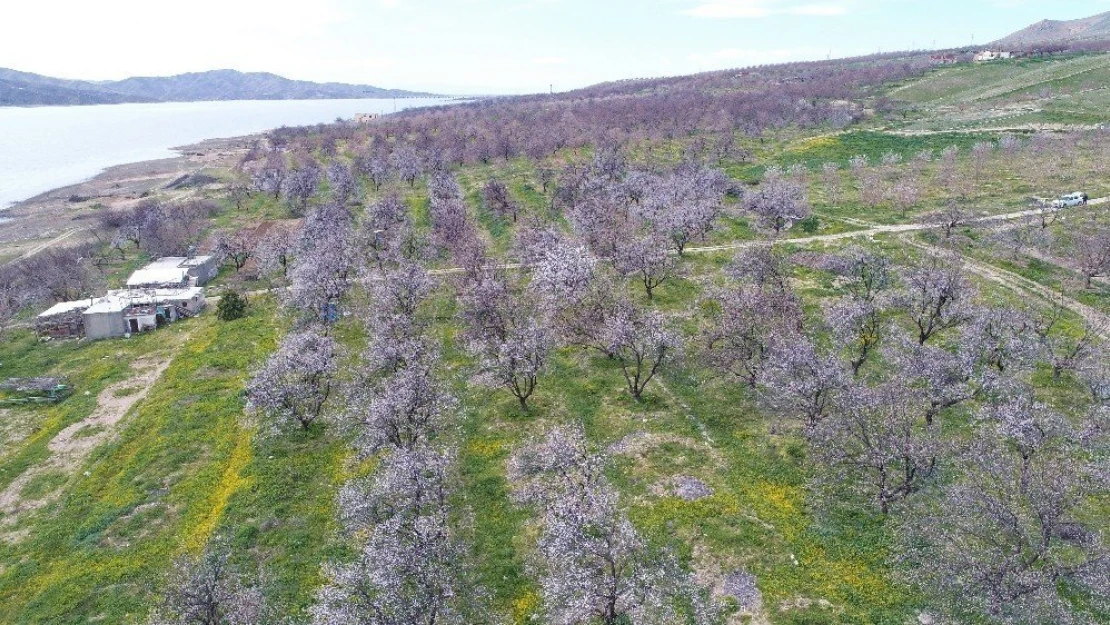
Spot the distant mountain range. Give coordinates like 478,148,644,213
992,10,1110,48
0,68,437,106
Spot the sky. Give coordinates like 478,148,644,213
1,0,1108,94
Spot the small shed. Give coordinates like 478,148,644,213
82,295,133,340
36,299,94,339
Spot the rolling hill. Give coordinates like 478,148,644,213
0,68,436,106
993,10,1110,48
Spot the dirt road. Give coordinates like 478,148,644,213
903,238,1110,339
9,228,87,263
683,205,1096,255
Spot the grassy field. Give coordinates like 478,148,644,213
887,53,1110,131
0,303,279,624
7,225,1104,624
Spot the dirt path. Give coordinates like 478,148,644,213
682,206,1068,255
0,338,187,537
8,227,87,264
903,238,1110,339
408,203,1106,283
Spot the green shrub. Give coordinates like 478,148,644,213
216,291,249,321
796,215,820,234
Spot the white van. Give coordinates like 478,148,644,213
1051,192,1088,209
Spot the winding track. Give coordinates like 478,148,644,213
902,237,1110,340
8,227,87,264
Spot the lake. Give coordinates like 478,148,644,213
0,98,450,209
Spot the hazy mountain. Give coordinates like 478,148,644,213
0,68,153,105
992,11,1110,48
0,68,436,106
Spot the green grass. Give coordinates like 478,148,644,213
893,54,1110,105
887,53,1110,132
19,471,68,500
957,240,1110,317
4,221,1103,624
776,131,995,169
0,306,276,624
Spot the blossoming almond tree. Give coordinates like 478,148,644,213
508,426,718,625
246,328,340,432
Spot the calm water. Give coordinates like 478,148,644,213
0,98,449,208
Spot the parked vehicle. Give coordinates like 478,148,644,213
1051,192,1089,208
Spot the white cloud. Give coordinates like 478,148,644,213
683,0,847,18
790,3,847,15
0,0,348,80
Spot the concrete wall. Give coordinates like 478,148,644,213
125,313,158,333
83,311,126,340
187,257,220,286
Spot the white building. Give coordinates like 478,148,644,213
126,256,220,289
974,50,1015,62
36,288,206,340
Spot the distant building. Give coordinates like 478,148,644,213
930,53,959,64
36,288,206,341
127,256,219,289
353,113,380,124
974,50,1018,62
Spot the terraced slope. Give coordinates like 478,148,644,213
888,53,1110,131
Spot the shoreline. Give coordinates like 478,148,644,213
0,94,457,110
10,135,252,206
0,135,252,262
0,95,470,262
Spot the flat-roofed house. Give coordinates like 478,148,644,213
127,256,219,289
84,288,206,340
37,288,206,340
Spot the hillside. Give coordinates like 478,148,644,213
0,68,155,106
0,78,148,106
885,52,1110,132
0,68,436,106
994,10,1110,48
1,51,1109,625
